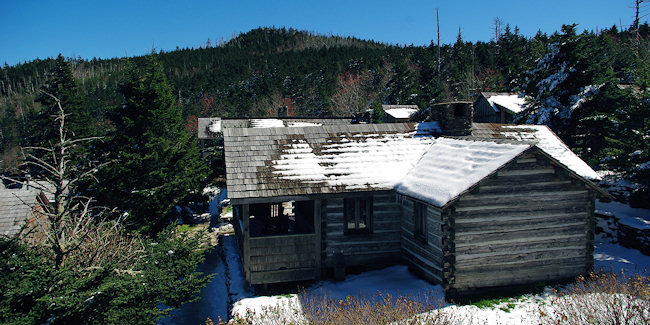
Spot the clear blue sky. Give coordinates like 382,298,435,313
1,0,645,66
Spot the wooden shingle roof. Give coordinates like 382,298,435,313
0,188,40,237
223,123,436,201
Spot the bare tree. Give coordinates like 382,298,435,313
330,70,374,116
1,92,143,270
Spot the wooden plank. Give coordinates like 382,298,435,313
250,252,315,265
249,268,316,285
249,233,315,248
456,192,588,208
250,260,315,272
455,255,586,273
456,247,585,267
453,265,585,289
249,243,315,256
497,168,555,177
455,235,585,255
455,201,588,215
455,211,586,224
455,213,586,233
455,224,585,246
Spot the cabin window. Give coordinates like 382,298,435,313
344,197,372,234
414,202,427,242
249,200,314,237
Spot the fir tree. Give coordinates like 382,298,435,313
97,56,208,235
26,54,94,148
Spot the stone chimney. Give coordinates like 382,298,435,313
431,102,473,136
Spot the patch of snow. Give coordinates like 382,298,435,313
250,119,285,128
384,108,418,119
569,84,603,111
596,200,650,231
640,161,650,170
272,132,435,190
396,138,529,207
502,125,601,180
415,121,442,136
286,122,322,127
488,94,526,114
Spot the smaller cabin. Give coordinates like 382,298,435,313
473,92,526,123
382,105,419,123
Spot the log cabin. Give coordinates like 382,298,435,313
222,103,609,297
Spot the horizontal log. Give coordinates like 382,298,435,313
454,255,586,274
401,237,443,268
455,213,586,233
455,235,585,255
455,211,586,225
455,223,585,246
249,268,317,285
455,201,587,216
456,246,585,267
453,265,585,290
497,168,555,177
456,192,588,209
477,180,573,194
402,253,443,283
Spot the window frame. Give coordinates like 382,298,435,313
343,196,373,235
413,201,427,242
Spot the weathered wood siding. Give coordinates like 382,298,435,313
447,151,594,292
322,191,402,267
473,96,500,123
399,196,444,283
247,234,319,284
237,200,322,285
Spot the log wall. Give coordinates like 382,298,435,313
322,191,402,268
399,196,445,283
447,150,594,292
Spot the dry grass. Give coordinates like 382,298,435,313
539,271,650,324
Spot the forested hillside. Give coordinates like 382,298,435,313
1,25,649,203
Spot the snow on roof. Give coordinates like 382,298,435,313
223,123,436,199
250,119,285,128
273,131,435,190
488,94,526,114
384,108,418,119
285,121,322,127
501,125,600,181
395,138,530,207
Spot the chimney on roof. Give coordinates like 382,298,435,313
432,102,473,136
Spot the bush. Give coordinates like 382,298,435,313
539,271,650,324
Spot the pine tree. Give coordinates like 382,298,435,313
97,56,208,235
26,54,94,148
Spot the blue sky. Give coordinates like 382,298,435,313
1,0,644,66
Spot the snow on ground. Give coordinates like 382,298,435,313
229,202,650,324
597,199,650,231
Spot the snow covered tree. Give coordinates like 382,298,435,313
519,25,617,140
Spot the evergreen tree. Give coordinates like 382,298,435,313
96,56,208,235
25,54,94,148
